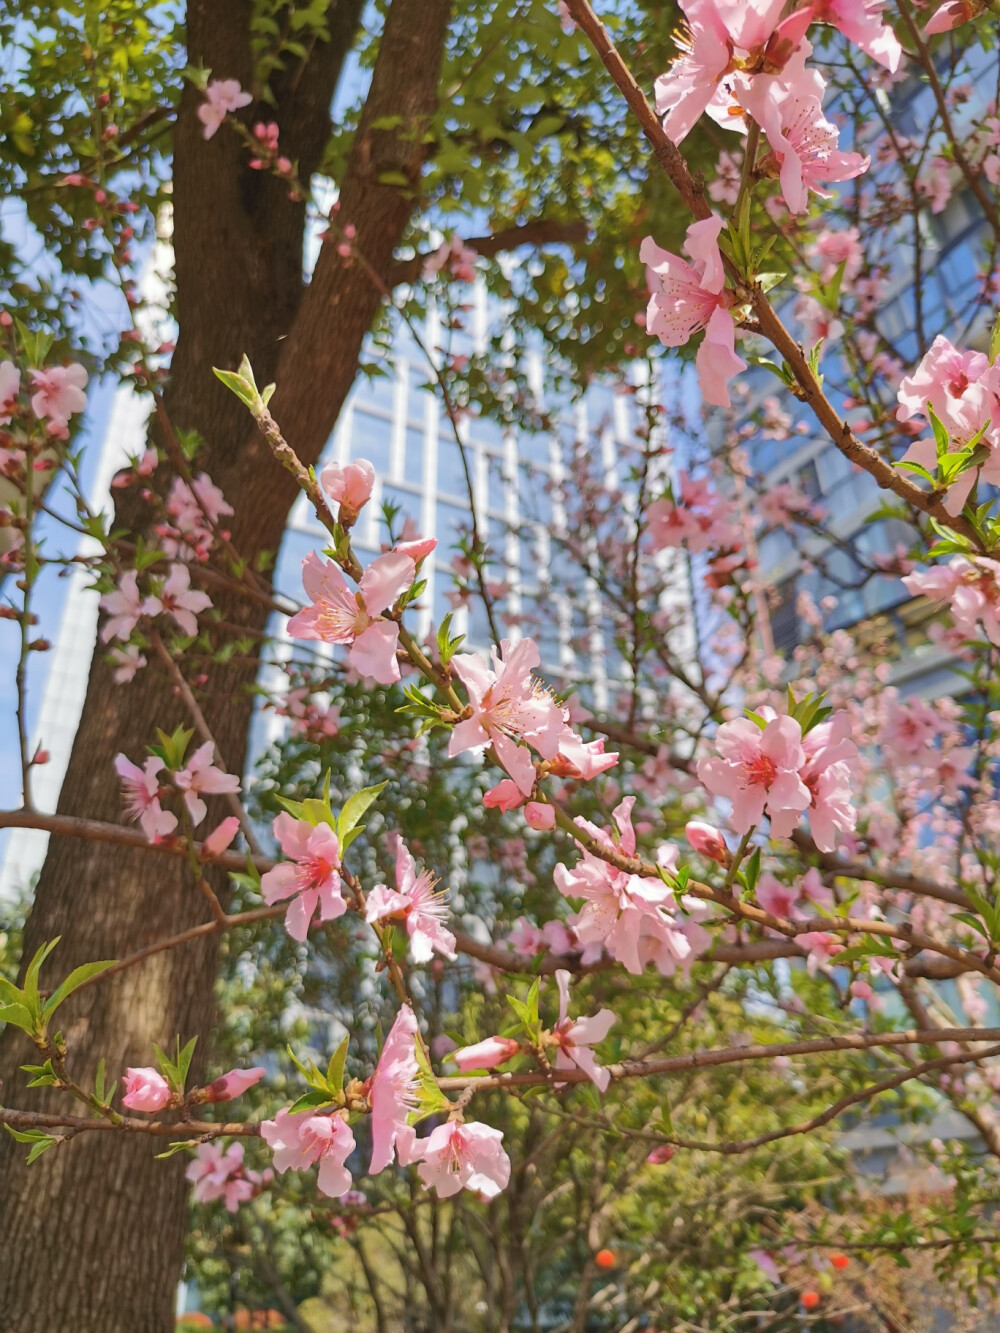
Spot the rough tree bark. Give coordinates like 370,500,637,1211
0,1,450,1328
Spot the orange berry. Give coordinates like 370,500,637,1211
801,1290,821,1310
830,1252,850,1270
595,1248,616,1269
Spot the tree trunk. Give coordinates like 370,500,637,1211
0,1,448,1327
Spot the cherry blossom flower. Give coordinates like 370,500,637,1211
755,873,802,920
197,79,253,139
414,1120,510,1199
160,473,233,561
808,0,902,70
261,813,345,942
924,0,986,35
640,217,746,407
895,335,1000,514
122,1067,171,1111
109,643,147,683
423,237,478,283
320,458,376,524
173,742,241,827
552,970,615,1092
185,1142,255,1211
697,713,810,838
904,557,1000,646
744,73,870,214
99,570,149,643
653,0,793,144
202,816,241,858
800,712,857,852
0,361,19,424
203,1066,266,1103
365,838,457,962
648,472,744,553
146,564,213,637
369,1004,421,1173
29,363,88,431
449,638,565,796
685,820,730,864
286,550,416,685
524,801,555,830
451,1036,520,1071
260,1107,355,1198
115,753,178,842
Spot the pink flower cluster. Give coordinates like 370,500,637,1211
115,742,239,843
422,237,478,284
647,471,745,553
896,336,1000,515
261,1006,511,1201
99,564,212,645
903,556,1000,648
450,637,617,800
158,473,233,561
186,1141,272,1212
697,708,856,851
554,797,710,977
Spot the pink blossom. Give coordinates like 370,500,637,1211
482,778,525,811
640,218,746,407
653,0,794,144
99,570,148,643
800,712,857,852
369,1004,421,1173
924,0,986,35
365,838,456,962
755,873,801,920
160,473,233,560
697,713,810,838
286,550,415,685
552,970,615,1092
197,79,253,140
173,741,240,826
320,458,376,523
204,1066,266,1103
414,1120,510,1199
449,638,565,796
109,644,147,683
122,1066,171,1112
555,798,697,977
0,361,19,424
809,0,902,70
29,363,88,430
260,1107,355,1198
685,820,731,865
423,237,478,284
648,472,744,554
186,1141,254,1211
146,564,213,637
451,1036,520,1071
879,696,941,766
524,801,555,830
261,813,345,942
115,753,178,842
744,74,870,214
904,557,1000,646
202,816,241,858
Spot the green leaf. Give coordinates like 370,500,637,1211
990,310,1000,365
0,1002,37,1033
337,781,388,843
21,1059,58,1087
287,1088,337,1115
212,366,257,408
743,847,761,894
176,1037,198,1090
42,959,117,1020
326,1035,349,1091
